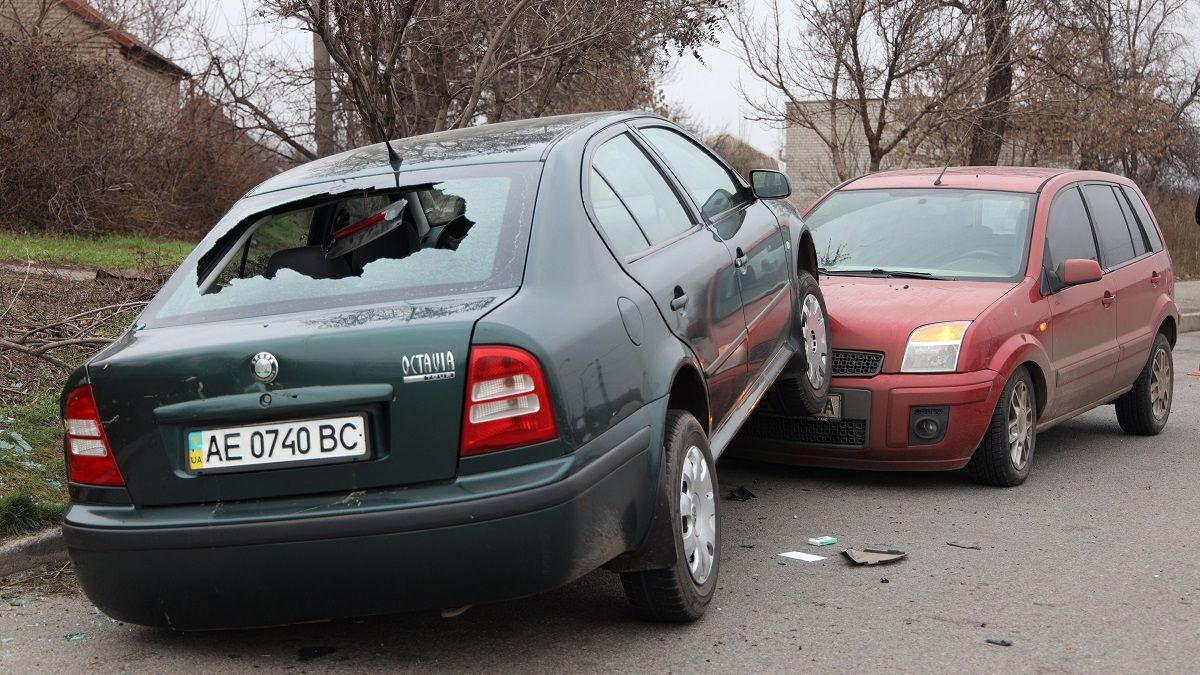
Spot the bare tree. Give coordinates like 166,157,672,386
199,0,722,159
1031,0,1200,182
732,0,998,177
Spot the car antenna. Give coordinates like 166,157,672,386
933,165,949,186
373,118,403,187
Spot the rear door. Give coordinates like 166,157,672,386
587,130,749,425
633,125,793,383
1043,185,1119,417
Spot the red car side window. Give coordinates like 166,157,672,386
1044,186,1099,275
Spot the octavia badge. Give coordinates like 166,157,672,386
251,352,279,383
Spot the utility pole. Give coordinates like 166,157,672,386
313,2,335,158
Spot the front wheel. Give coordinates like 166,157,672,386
620,410,719,622
967,366,1037,487
769,271,831,416
1115,333,1173,435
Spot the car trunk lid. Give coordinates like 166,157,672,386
87,292,508,506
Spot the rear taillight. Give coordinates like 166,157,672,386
460,346,558,457
64,385,124,486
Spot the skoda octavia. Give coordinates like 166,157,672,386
60,112,832,629
739,167,1179,486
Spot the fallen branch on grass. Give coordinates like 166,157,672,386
1,301,149,371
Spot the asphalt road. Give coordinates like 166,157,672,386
4,333,1199,673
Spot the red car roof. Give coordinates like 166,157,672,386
842,166,1069,193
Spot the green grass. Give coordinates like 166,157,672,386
0,231,195,270
0,382,66,537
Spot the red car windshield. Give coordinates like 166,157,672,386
806,188,1037,281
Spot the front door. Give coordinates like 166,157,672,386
634,125,794,391
1079,183,1166,387
1043,185,1119,418
587,131,749,427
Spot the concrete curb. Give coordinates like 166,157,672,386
0,528,67,578
1182,313,1200,334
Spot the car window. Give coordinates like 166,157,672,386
591,134,693,245
1120,186,1164,252
1081,184,1136,267
805,188,1035,280
1044,187,1099,275
148,163,539,327
1113,186,1149,257
638,127,747,219
589,169,650,257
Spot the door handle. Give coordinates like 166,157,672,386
734,247,748,269
1101,290,1116,308
670,286,689,311
1150,270,1161,286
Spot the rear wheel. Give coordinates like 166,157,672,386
1115,333,1173,435
967,367,1037,487
621,410,719,622
769,272,831,416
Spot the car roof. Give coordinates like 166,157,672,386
841,166,1072,193
247,111,630,197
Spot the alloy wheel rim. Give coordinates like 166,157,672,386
800,294,828,390
1150,348,1172,420
1007,380,1035,470
679,444,716,585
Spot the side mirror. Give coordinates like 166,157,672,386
1057,258,1103,287
750,170,790,200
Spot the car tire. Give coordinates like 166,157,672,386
769,272,831,416
620,410,719,622
1115,333,1173,436
967,366,1037,487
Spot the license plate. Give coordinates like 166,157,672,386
811,393,843,420
187,415,368,474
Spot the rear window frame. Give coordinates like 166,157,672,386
141,162,543,329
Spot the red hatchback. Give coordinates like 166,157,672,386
737,167,1180,486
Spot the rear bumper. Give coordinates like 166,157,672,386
733,370,1005,470
64,409,663,630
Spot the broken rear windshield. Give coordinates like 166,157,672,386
146,163,540,327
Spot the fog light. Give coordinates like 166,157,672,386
909,406,949,445
914,417,940,440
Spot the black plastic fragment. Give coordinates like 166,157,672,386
728,486,757,501
947,541,983,550
843,548,907,565
986,639,1013,647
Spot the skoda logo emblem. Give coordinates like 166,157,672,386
251,352,279,383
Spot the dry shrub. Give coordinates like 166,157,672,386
0,36,276,239
1144,190,1200,280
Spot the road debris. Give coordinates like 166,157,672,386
807,536,838,546
881,577,890,583
62,633,90,642
738,543,756,549
842,548,907,565
947,541,982,550
986,639,1013,647
779,551,826,562
728,486,757,501
296,646,337,662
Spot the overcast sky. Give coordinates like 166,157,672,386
200,0,782,155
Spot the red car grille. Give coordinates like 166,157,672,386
741,414,868,447
831,350,884,377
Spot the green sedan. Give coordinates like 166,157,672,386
60,112,831,629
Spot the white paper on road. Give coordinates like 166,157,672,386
779,551,826,562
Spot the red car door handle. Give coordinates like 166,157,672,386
1102,291,1116,307
1150,271,1161,286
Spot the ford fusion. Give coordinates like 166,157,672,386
60,112,832,629
738,167,1179,486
